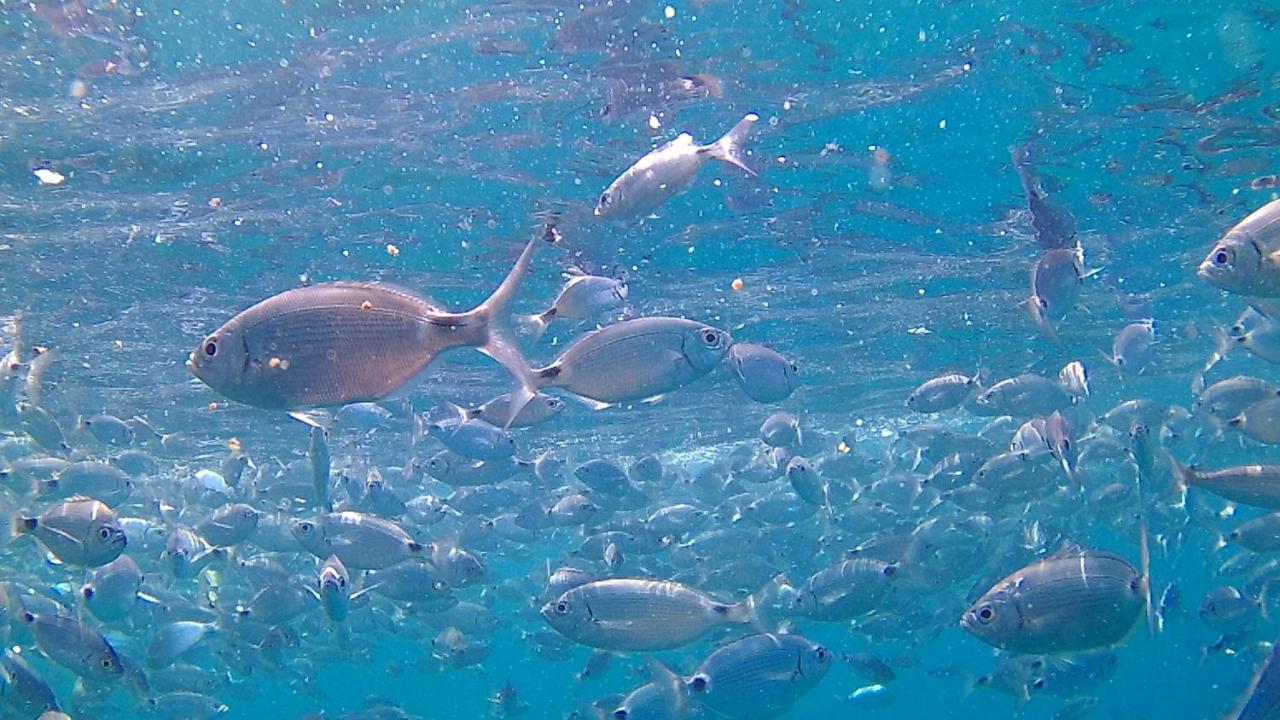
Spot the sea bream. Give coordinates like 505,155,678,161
961,543,1146,654
1199,198,1280,299
532,317,732,406
595,114,759,220
188,230,552,427
540,578,757,651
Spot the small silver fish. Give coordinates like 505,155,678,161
15,496,128,567
466,391,565,428
728,343,799,403
908,372,980,413
533,317,731,406
595,114,758,219
292,511,424,569
1104,320,1156,373
195,503,259,547
759,412,802,448
522,272,627,343
21,611,123,680
81,554,145,623
146,621,217,670
316,554,353,623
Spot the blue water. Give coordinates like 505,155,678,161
0,0,1278,718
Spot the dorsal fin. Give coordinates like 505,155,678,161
1047,539,1086,560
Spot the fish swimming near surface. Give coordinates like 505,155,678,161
595,114,759,220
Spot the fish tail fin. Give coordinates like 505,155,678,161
1028,295,1063,345
465,227,555,429
1192,326,1231,396
726,591,763,630
706,113,759,176
1167,454,1194,496
518,310,553,344
11,516,35,539
1138,499,1157,638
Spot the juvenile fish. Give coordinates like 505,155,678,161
908,372,980,413
1104,320,1156,373
728,343,799,403
522,272,627,343
533,317,731,405
292,511,424,569
595,114,758,219
81,555,146,623
465,391,565,428
21,611,123,681
779,558,896,621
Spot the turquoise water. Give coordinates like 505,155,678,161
0,0,1278,718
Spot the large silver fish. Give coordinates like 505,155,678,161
540,578,755,651
1199,199,1280,298
188,233,549,427
14,496,127,567
533,317,731,405
961,544,1145,654
686,633,832,720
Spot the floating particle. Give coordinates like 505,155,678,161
33,168,65,185
664,5,675,19
731,278,744,292
386,243,400,257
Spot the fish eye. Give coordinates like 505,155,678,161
203,337,219,357
613,711,629,720
599,192,611,206
555,601,569,614
690,674,709,693
1213,246,1233,266
976,604,997,623
815,646,829,661
338,576,347,587
98,526,113,540
701,330,720,346
101,657,115,668
299,521,314,534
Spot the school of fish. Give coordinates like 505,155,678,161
1,2,1280,720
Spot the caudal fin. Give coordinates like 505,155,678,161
465,226,556,429
518,310,554,345
705,114,759,176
